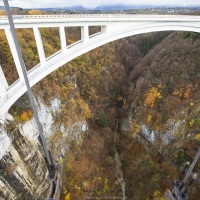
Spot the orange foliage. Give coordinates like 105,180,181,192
64,193,70,200
21,110,33,121
0,11,6,15
28,10,43,15
184,86,191,99
172,84,192,99
145,87,162,108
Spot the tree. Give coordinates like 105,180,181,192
20,110,33,121
28,10,43,15
97,112,108,127
145,86,162,108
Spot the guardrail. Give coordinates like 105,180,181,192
0,14,200,20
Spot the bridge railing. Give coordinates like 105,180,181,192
0,14,199,20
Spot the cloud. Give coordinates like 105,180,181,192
0,0,200,8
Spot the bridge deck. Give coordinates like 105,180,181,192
1,14,200,25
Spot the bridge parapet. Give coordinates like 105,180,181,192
0,14,200,24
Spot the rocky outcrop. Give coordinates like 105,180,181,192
0,97,88,199
0,98,61,199
0,125,49,200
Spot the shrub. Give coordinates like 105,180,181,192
97,112,108,127
145,86,162,108
20,110,33,121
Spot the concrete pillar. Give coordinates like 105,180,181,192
81,25,89,42
0,65,8,96
101,25,108,33
33,27,46,64
0,112,14,123
59,26,67,51
5,28,24,80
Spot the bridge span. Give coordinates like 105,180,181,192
1,14,200,118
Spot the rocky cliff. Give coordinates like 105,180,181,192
0,97,87,200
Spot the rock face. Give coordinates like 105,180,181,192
0,125,49,200
0,97,88,200
0,133,11,160
0,98,61,200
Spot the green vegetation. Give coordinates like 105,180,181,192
97,112,109,127
184,31,200,41
133,32,172,55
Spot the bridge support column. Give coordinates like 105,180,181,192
0,65,8,96
0,112,13,122
101,25,108,33
33,27,46,64
81,25,89,42
59,26,67,51
5,28,24,80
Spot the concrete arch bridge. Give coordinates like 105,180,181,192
1,14,200,118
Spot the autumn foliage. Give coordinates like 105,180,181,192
172,84,192,99
145,86,162,108
20,110,33,121
28,10,43,15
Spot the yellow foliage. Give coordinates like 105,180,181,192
145,87,162,108
130,119,141,138
21,110,33,121
147,115,152,122
63,187,67,195
83,181,88,189
79,100,91,119
75,185,81,190
67,39,75,45
88,86,98,101
157,93,162,99
102,178,109,193
69,98,76,109
28,10,43,15
189,101,194,106
172,90,179,96
59,158,64,165
64,193,70,200
189,119,194,127
153,190,165,200
196,133,200,140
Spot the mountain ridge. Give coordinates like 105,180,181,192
8,4,200,11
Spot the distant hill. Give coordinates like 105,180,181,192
94,4,200,11
62,6,86,10
40,5,86,11
95,4,155,10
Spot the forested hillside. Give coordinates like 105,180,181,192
0,21,200,199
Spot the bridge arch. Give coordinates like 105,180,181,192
1,19,200,118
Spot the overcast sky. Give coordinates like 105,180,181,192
0,0,200,8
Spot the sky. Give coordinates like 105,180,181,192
0,0,200,9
